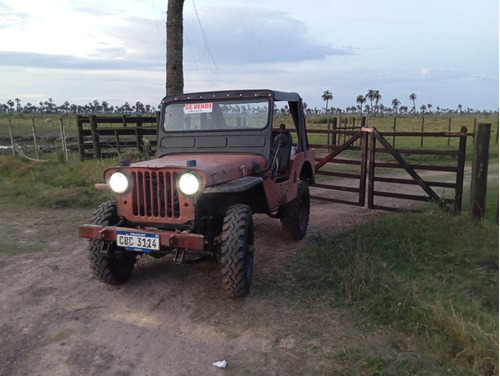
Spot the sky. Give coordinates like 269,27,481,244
0,0,498,112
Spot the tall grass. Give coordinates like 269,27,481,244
0,155,113,208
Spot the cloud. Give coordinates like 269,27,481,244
0,50,162,70
0,6,354,73
0,1,31,29
184,7,354,65
68,3,118,17
419,67,469,80
104,16,166,60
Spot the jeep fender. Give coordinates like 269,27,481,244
202,176,264,194
202,176,269,215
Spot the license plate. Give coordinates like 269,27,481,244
117,231,160,253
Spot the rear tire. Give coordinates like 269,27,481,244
88,201,136,285
280,181,310,240
220,204,254,298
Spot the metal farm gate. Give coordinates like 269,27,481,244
311,126,468,213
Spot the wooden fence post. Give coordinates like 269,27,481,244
77,115,85,161
447,117,452,146
392,117,397,146
359,130,368,206
326,116,331,146
59,118,68,161
421,116,425,147
472,118,477,144
136,115,143,152
469,123,491,219
333,116,339,146
496,121,499,145
31,119,39,159
366,129,375,209
8,118,15,158
454,126,467,214
90,115,101,159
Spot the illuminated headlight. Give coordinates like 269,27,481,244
178,172,201,196
109,171,130,194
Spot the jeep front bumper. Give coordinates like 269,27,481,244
78,224,205,251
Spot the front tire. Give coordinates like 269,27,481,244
88,201,136,285
220,204,254,298
280,181,310,240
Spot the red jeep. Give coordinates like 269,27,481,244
79,89,315,297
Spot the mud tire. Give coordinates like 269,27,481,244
220,204,254,298
280,181,310,240
88,201,136,285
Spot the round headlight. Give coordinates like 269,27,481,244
109,171,130,194
178,172,201,196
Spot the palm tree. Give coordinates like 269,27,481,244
365,90,381,114
374,90,381,114
321,90,333,113
7,99,14,113
356,95,366,115
102,101,110,113
61,101,70,113
15,98,21,113
135,101,145,114
391,98,401,116
365,90,376,113
409,93,417,114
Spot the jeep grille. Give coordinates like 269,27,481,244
131,171,180,219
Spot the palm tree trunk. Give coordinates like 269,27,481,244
166,0,185,95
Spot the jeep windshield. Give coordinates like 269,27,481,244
163,98,270,132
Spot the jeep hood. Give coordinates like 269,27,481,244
130,154,268,186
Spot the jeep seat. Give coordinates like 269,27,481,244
270,130,292,182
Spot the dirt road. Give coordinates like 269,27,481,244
0,199,382,376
